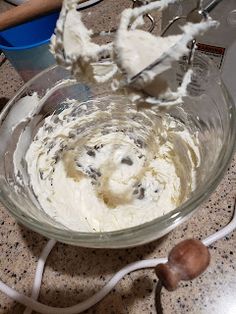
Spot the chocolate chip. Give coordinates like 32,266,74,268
69,132,76,139
94,144,104,150
39,171,44,180
59,143,68,152
121,157,133,166
89,174,96,180
81,166,102,181
53,116,59,124
47,142,56,154
87,150,95,157
45,126,53,133
54,155,59,164
89,167,101,177
135,139,144,148
138,187,145,200
133,185,145,200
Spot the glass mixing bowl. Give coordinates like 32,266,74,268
0,55,235,248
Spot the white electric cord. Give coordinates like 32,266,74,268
0,257,167,314
0,202,235,314
202,202,236,246
23,239,57,314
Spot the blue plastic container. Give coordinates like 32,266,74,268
0,11,59,81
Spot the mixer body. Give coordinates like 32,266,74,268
162,0,236,99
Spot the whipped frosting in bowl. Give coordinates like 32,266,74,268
0,59,234,248
25,94,200,232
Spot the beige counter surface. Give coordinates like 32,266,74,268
0,1,235,313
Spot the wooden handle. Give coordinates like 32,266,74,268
0,0,89,31
155,239,210,291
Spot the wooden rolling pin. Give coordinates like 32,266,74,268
0,0,88,31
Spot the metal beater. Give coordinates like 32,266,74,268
51,0,156,69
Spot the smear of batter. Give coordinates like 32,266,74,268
25,96,200,232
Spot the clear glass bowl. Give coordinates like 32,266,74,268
0,55,235,248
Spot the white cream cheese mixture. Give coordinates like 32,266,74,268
25,96,200,232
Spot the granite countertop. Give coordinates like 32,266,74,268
0,1,236,313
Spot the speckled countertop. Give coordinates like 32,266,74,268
0,1,236,314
